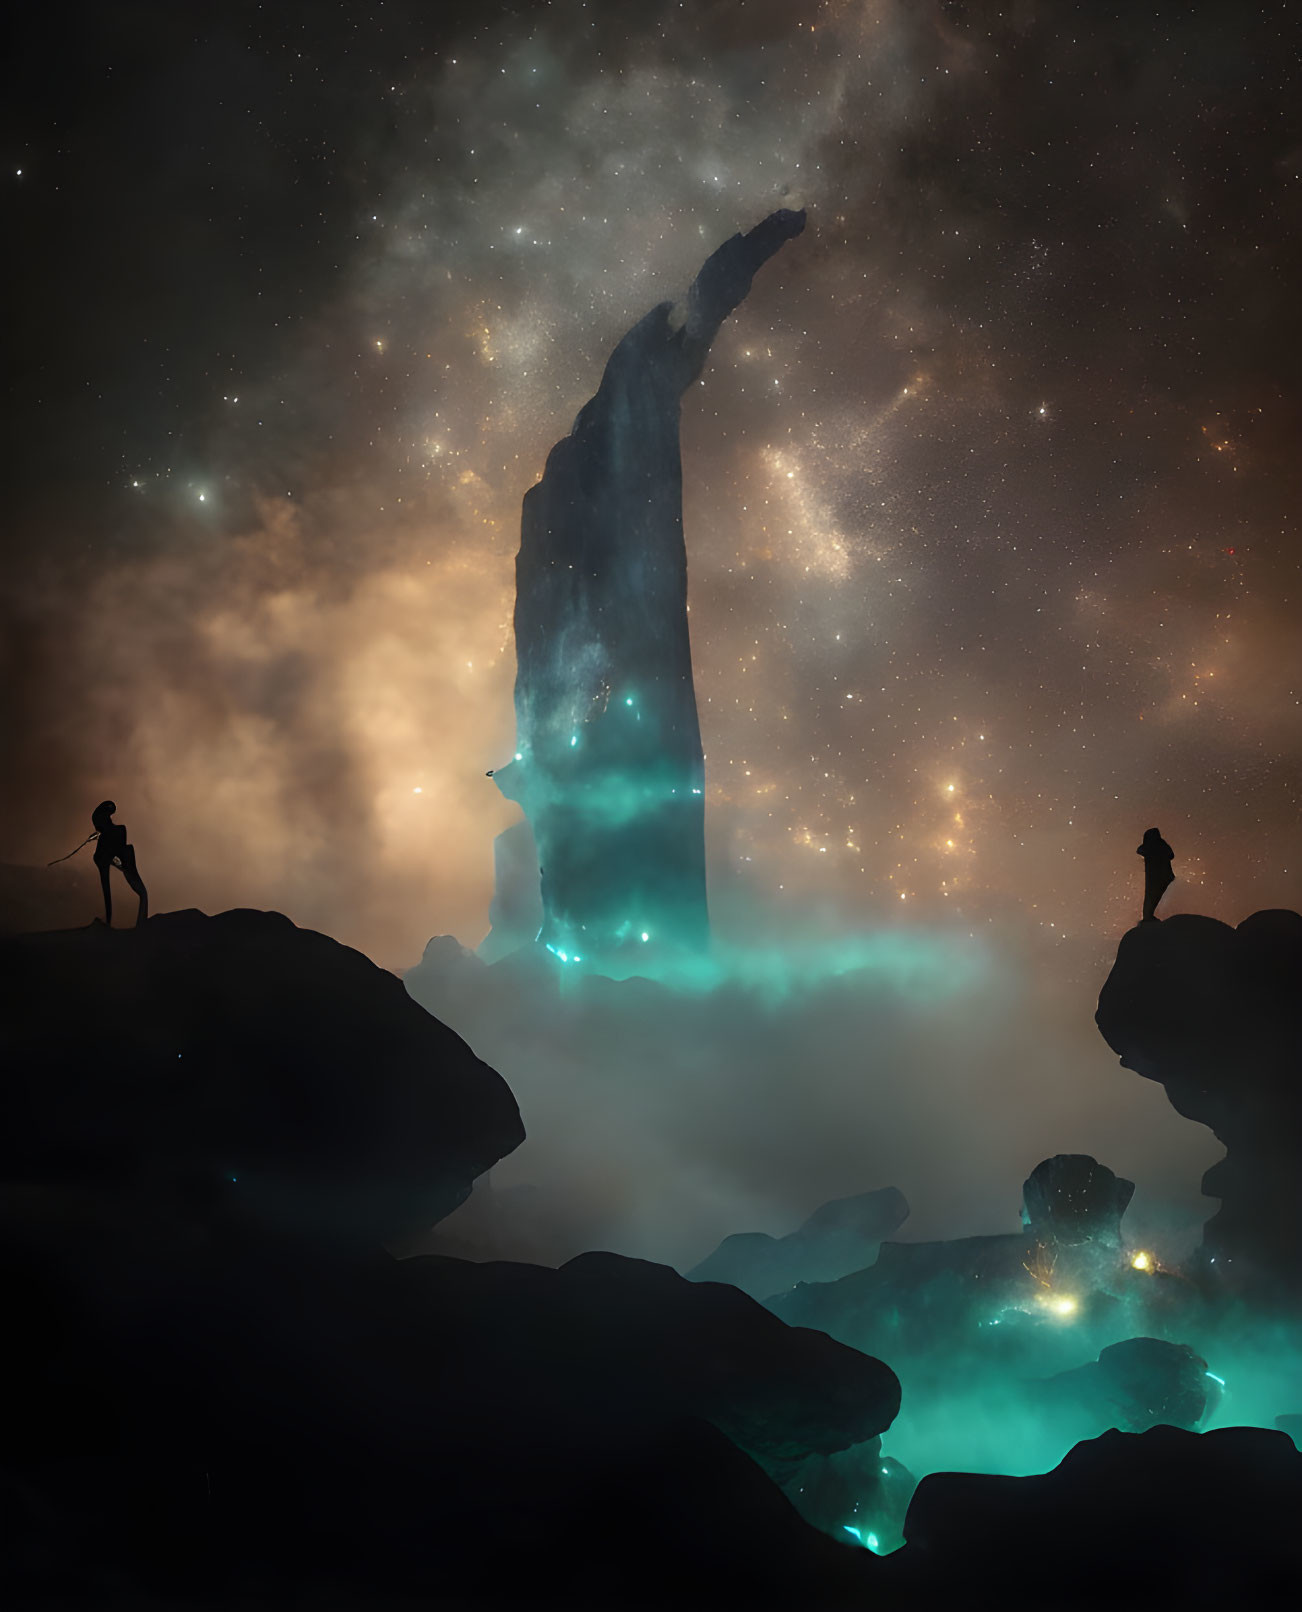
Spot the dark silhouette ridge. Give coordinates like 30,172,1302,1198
770,1155,1149,1364
490,209,807,963
687,1185,911,1300
1035,1336,1219,1437
1096,908,1302,1295
1137,825,1174,922
0,907,908,1602
886,1426,1302,1602
90,799,148,927
3,909,1301,1599
0,908,523,1243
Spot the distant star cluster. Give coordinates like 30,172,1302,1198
4,0,1301,973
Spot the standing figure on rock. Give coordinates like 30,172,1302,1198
1137,827,1174,922
92,800,148,928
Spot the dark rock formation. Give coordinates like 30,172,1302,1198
1036,1337,1218,1440
770,1157,1149,1367
492,209,807,961
0,911,906,1601
887,1426,1302,1604
778,1441,918,1559
1277,1414,1302,1450
1096,910,1302,1293
395,1250,901,1470
0,1196,892,1601
1022,1153,1136,1296
0,909,524,1244
687,1185,910,1299
773,1230,1046,1365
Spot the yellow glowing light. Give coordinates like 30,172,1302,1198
1131,1251,1153,1272
1034,1291,1079,1319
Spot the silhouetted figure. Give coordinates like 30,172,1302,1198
91,801,148,927
1137,827,1174,922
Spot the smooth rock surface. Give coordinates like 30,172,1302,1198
0,909,524,1244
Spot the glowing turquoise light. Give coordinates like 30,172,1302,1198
1206,1371,1226,1386
625,696,634,706
640,931,649,942
570,734,578,747
842,1526,881,1552
514,751,523,761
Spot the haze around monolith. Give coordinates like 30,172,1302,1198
489,209,807,964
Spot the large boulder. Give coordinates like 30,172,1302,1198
1035,1336,1218,1442
392,1249,901,1469
1023,1155,1134,1248
1096,911,1302,1292
888,1426,1302,1603
0,909,524,1243
0,1194,888,1603
771,1157,1144,1368
687,1186,910,1300
1022,1154,1136,1297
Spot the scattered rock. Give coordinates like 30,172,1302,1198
889,1426,1302,1603
1036,1336,1218,1438
687,1186,910,1300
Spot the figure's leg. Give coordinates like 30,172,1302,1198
121,850,149,926
99,864,113,926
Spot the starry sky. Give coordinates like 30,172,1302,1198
5,0,1301,987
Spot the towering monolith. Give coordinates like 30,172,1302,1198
492,209,807,962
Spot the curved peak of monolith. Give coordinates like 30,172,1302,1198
493,210,807,967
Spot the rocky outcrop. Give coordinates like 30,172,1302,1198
0,910,906,1601
1023,1155,1134,1247
1096,910,1302,1293
1035,1336,1219,1441
0,1192,894,1602
687,1186,910,1300
888,1426,1302,1602
0,909,524,1243
1022,1154,1136,1298
391,1249,901,1469
769,1157,1151,1364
